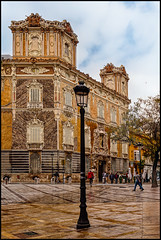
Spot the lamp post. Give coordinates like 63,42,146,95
73,80,90,229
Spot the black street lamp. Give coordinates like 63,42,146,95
73,80,90,229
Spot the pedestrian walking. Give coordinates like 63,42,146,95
133,171,144,191
87,170,94,187
110,172,114,184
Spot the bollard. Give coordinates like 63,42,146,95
63,176,65,184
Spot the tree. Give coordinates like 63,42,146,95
110,95,160,187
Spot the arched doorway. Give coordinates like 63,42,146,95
30,152,41,174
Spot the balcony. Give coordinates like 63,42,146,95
27,102,43,109
27,143,43,150
63,144,74,152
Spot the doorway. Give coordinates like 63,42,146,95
30,152,41,174
98,160,106,182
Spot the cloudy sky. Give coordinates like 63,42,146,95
1,1,160,104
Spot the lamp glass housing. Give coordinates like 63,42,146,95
74,81,90,108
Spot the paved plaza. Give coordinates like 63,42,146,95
1,182,160,239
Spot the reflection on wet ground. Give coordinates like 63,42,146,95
1,183,160,239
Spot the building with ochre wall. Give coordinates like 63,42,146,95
1,13,131,182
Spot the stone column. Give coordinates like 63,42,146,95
12,64,17,121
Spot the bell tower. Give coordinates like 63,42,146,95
9,13,79,67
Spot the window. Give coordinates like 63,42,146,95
65,91,72,106
27,80,43,108
30,88,39,102
85,97,90,113
27,118,44,148
111,107,116,122
29,127,41,143
64,128,73,145
134,150,140,161
110,139,117,152
63,121,74,146
122,143,128,154
98,101,104,118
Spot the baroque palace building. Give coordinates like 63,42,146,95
1,13,131,182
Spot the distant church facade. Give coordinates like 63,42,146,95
1,13,131,182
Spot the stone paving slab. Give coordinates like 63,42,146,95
1,183,160,239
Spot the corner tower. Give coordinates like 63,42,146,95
100,63,129,98
9,13,79,67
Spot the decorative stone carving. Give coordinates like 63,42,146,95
21,66,50,75
28,32,42,56
27,13,41,27
93,128,108,155
9,13,78,43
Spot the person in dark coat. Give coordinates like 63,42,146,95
114,172,119,184
110,172,114,184
54,171,59,183
133,171,144,191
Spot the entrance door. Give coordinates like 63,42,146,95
98,161,106,182
30,152,40,174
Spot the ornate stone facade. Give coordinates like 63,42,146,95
1,14,131,182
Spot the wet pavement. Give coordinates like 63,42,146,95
1,182,160,239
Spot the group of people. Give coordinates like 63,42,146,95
88,170,144,191
102,172,127,184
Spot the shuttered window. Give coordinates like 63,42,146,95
65,91,72,106
64,127,73,145
30,127,41,143
30,88,40,102
134,150,140,161
111,107,116,122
